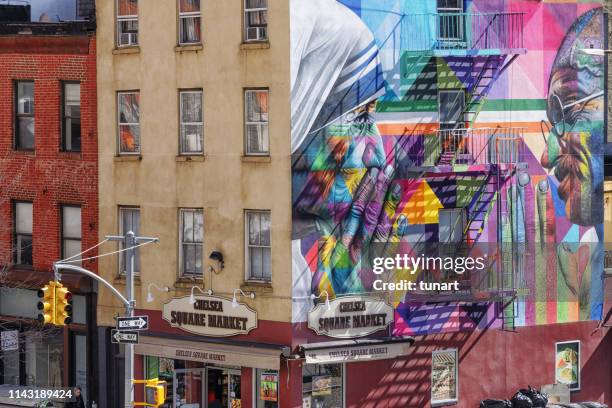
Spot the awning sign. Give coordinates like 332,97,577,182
0,330,18,351
162,295,257,337
304,341,411,364
307,296,393,338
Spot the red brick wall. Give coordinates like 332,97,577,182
0,35,98,276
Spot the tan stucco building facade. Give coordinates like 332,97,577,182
97,1,292,326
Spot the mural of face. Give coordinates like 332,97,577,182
540,8,604,227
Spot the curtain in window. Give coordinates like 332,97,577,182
179,0,199,13
119,93,140,153
118,0,137,16
180,16,201,43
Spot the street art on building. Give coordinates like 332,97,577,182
291,0,604,335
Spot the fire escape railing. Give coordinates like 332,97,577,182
401,12,525,53
424,127,524,167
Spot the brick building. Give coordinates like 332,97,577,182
0,3,98,404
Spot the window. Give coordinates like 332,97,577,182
244,0,267,42
179,0,201,44
179,90,203,154
119,207,140,274
245,210,271,281
179,209,203,276
437,0,464,42
431,349,458,406
62,83,81,151
14,202,33,265
61,205,81,263
438,90,465,128
244,89,269,155
15,81,34,150
255,369,279,408
117,0,138,46
438,208,466,243
302,364,343,408
118,91,140,154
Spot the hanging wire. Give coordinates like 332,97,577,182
58,239,156,264
58,238,110,263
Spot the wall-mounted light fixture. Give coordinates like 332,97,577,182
189,285,212,304
232,289,255,308
146,283,169,303
310,290,331,311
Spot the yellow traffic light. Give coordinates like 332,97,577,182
54,284,72,326
37,281,56,325
134,379,167,407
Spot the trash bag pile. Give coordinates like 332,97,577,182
480,386,608,408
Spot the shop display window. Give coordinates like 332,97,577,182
302,364,343,408
255,369,278,408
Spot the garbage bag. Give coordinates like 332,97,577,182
522,386,548,407
480,399,512,408
578,404,608,408
511,391,533,408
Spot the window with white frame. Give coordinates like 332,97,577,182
61,205,82,263
14,202,33,265
178,0,201,44
244,89,269,155
119,207,140,274
118,91,140,154
179,90,203,154
431,349,458,406
15,81,34,150
244,0,267,42
62,82,81,152
246,210,271,281
117,0,138,47
179,209,203,276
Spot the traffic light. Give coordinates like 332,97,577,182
54,283,72,326
37,281,56,324
134,378,167,407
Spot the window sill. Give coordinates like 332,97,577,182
174,278,204,289
113,46,140,55
175,44,203,52
240,41,270,50
176,154,205,162
241,281,273,294
114,275,141,285
242,155,271,163
12,148,35,154
58,151,82,158
114,155,142,162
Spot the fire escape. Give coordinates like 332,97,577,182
392,10,527,330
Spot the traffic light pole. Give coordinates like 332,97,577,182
54,231,158,408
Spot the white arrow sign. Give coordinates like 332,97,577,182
111,329,139,344
117,316,148,330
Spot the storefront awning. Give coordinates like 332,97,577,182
135,333,290,370
299,336,415,365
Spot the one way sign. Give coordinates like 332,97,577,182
111,329,139,344
117,316,149,331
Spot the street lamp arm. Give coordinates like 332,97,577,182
54,262,130,309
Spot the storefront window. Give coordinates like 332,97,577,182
0,330,20,385
302,364,343,408
24,331,63,387
255,369,278,408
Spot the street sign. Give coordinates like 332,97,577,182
111,329,139,344
117,316,149,331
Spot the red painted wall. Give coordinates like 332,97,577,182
0,34,98,278
343,321,611,408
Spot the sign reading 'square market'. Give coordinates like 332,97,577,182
162,295,257,337
308,296,394,338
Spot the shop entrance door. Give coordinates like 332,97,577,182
174,368,205,408
206,367,242,408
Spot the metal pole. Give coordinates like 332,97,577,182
125,230,135,408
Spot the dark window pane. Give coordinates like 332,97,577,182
18,117,34,149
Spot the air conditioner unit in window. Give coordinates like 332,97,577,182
246,26,267,41
19,99,32,114
185,133,200,152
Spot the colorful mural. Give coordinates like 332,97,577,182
291,0,605,335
